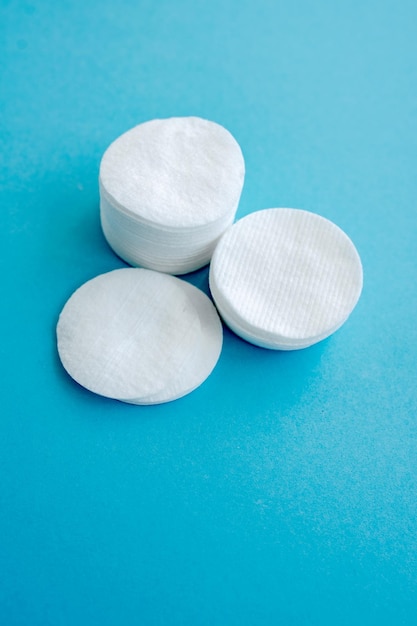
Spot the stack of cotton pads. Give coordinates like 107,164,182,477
99,117,245,275
57,269,223,404
209,208,363,350
57,116,364,405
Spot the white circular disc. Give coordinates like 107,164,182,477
57,269,203,402
209,208,363,350
99,116,245,229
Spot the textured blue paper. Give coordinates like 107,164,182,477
1,1,417,624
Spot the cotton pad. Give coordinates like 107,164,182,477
99,117,245,274
209,208,363,350
57,268,223,403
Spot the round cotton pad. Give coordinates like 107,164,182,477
57,268,205,402
99,117,245,274
209,208,363,350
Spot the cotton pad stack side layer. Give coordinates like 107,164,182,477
209,208,363,350
99,117,245,275
57,269,223,404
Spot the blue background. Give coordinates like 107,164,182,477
1,1,417,624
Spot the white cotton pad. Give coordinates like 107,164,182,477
209,208,363,350
56,268,221,403
99,116,245,274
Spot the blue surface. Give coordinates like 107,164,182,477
1,1,417,624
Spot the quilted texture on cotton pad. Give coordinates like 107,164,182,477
209,208,363,350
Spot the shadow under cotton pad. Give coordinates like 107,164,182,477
209,208,363,350
56,268,222,403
